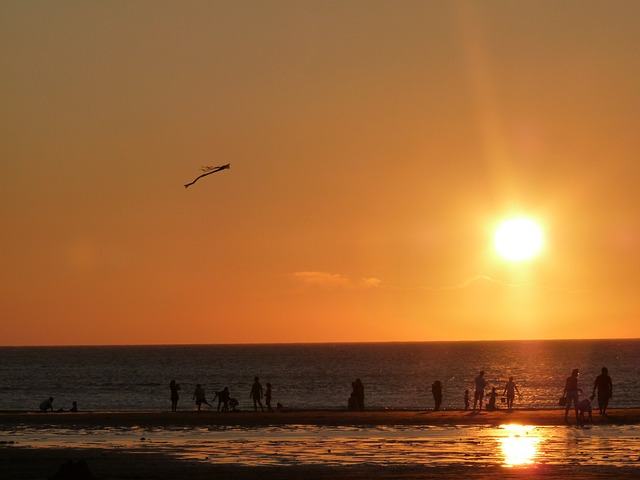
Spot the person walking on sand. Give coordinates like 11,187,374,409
250,377,264,412
464,389,470,411
591,367,613,415
193,384,210,411
473,371,487,411
39,397,54,412
169,379,181,412
562,368,582,422
503,377,521,410
432,380,443,411
265,382,273,412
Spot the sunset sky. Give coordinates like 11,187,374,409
2,1,639,346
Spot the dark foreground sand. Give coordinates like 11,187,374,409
2,409,640,479
3,407,640,428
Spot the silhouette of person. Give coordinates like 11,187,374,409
70,401,78,412
354,378,365,411
503,377,521,410
486,387,498,412
473,371,487,411
432,380,443,411
250,377,264,412
228,397,239,411
563,368,582,421
193,384,210,411
214,387,230,412
265,382,273,412
39,397,54,412
591,367,613,415
348,381,359,410
464,389,470,411
169,380,181,412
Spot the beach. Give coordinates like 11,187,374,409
2,409,640,479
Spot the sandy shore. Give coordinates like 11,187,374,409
2,407,640,428
2,409,640,479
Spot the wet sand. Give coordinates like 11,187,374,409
2,409,640,479
2,407,640,428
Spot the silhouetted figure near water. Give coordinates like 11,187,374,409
70,401,78,412
562,368,582,422
464,390,470,410
432,380,443,411
250,377,264,412
503,377,521,410
354,378,365,411
486,387,498,411
214,387,230,412
193,384,210,411
592,367,613,415
39,397,54,412
169,380,181,412
348,382,359,410
265,382,273,412
473,371,486,410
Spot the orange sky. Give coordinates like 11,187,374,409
2,1,639,345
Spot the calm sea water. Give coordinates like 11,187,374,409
1,340,638,412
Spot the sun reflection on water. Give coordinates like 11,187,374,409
499,424,541,466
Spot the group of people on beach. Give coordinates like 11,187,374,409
169,377,274,413
38,397,78,413
37,368,613,417
427,366,613,422
561,367,613,422
465,371,522,412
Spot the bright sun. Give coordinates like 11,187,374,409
494,218,544,261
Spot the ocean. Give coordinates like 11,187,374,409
1,339,638,412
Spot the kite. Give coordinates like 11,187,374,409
184,163,230,189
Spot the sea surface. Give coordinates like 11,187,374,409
1,339,639,412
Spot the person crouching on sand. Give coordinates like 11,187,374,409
486,387,498,412
39,397,54,412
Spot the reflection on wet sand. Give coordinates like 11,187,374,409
499,424,541,466
7,423,640,470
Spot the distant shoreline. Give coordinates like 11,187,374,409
2,408,640,428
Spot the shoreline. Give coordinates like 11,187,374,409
3,409,640,479
2,408,640,428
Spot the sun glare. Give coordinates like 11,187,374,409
499,424,541,466
494,218,544,261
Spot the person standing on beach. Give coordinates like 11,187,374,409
431,380,443,411
464,389,470,410
562,368,582,421
169,380,181,412
503,377,521,410
473,371,487,410
265,382,273,412
591,367,613,415
193,384,210,411
213,386,230,412
39,397,54,412
354,378,365,411
250,377,264,412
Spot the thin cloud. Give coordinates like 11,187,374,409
293,272,381,289
422,275,588,294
